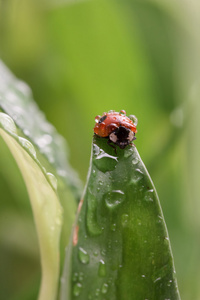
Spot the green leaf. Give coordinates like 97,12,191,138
61,136,181,300
0,112,62,300
0,60,82,199
0,60,82,299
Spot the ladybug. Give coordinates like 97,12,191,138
93,110,137,149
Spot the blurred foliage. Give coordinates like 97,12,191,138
0,0,200,299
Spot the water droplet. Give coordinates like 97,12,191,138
93,250,98,256
101,249,107,256
129,170,143,185
78,272,84,281
105,190,125,209
86,193,102,236
119,109,126,115
124,147,133,158
95,288,100,296
19,137,37,159
72,272,79,282
144,190,154,202
92,169,96,176
111,223,116,231
154,277,161,283
136,168,143,174
98,259,106,277
93,145,118,173
35,134,53,148
128,114,138,126
78,247,90,264
167,279,173,287
95,115,101,123
141,275,146,278
132,156,139,165
47,172,57,190
101,283,109,294
0,113,17,134
121,214,129,227
73,282,82,297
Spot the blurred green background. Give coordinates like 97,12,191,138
0,0,200,299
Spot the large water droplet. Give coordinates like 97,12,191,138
73,282,82,297
105,190,125,209
98,259,107,277
18,137,37,159
78,247,90,264
93,144,118,173
0,113,17,134
47,172,57,190
86,193,102,236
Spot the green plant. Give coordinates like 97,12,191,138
0,61,180,299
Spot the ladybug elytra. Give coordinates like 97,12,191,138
93,110,137,149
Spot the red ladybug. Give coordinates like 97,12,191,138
93,110,137,149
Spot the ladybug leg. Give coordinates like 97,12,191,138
107,139,117,154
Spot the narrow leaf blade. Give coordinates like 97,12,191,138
0,112,62,300
61,136,181,300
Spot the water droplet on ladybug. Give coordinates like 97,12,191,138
128,114,138,126
95,115,101,123
119,110,126,115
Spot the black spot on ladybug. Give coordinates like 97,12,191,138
99,115,107,124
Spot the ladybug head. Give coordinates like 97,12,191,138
109,126,136,149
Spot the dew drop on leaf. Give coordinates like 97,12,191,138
101,283,109,294
95,288,100,296
121,214,129,227
46,172,57,190
0,112,17,134
18,137,37,158
132,156,139,165
78,247,90,264
110,223,116,231
93,145,118,172
144,190,154,202
98,259,107,277
73,282,82,297
104,190,125,209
